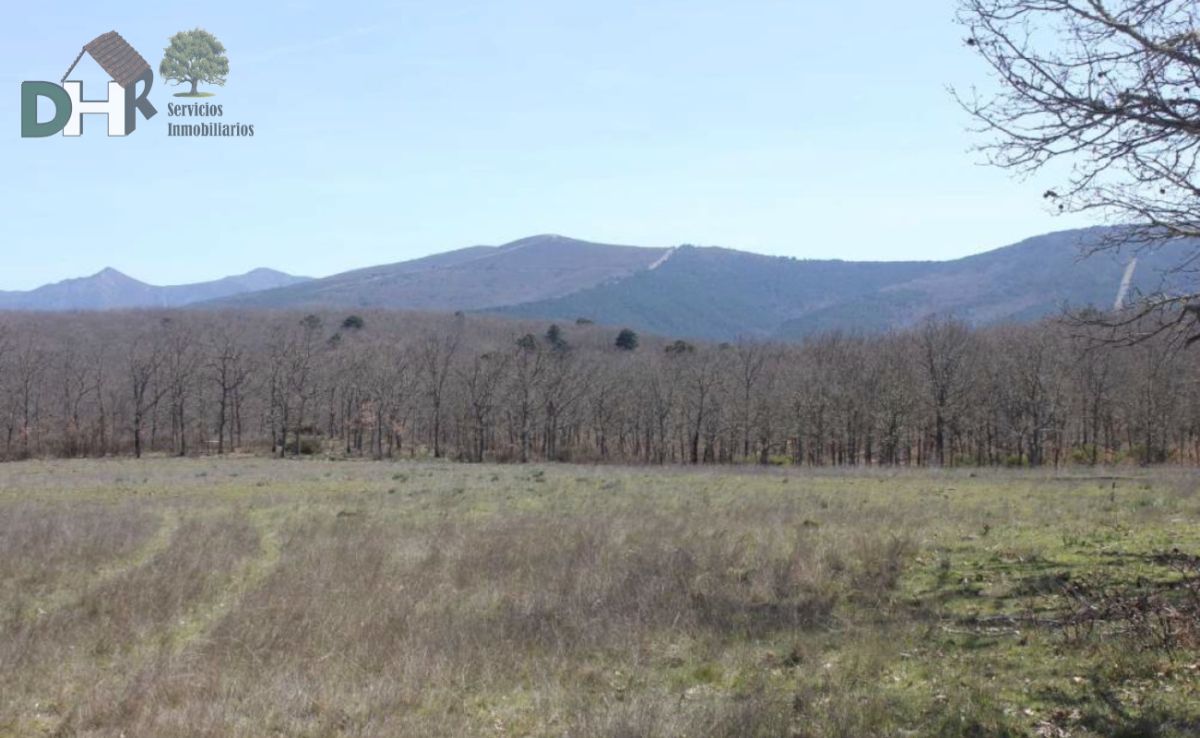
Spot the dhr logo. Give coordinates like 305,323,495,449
21,31,157,137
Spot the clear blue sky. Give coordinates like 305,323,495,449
0,0,1088,290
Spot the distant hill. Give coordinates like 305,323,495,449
0,268,310,311
771,228,1184,338
495,227,1195,339
211,235,669,311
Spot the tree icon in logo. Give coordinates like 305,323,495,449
160,29,228,97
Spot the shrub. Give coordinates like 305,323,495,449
615,328,639,351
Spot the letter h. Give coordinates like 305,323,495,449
62,81,129,136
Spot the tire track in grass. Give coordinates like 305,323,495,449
26,509,180,622
157,506,285,656
29,509,286,738
8,510,256,738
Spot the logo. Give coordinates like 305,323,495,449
21,31,157,137
20,28,251,139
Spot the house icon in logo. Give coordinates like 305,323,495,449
21,31,157,137
64,31,153,91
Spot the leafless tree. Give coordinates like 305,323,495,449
56,346,98,457
918,318,977,466
267,315,323,457
416,325,462,459
457,350,509,462
161,319,200,456
957,0,1200,342
206,326,252,455
733,340,767,461
508,335,545,463
128,334,169,459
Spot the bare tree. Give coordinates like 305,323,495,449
733,340,767,461
267,315,324,457
374,343,413,459
128,335,169,459
1071,334,1117,463
874,336,919,466
536,344,588,462
668,344,722,464
417,326,461,459
206,326,251,454
457,350,509,462
508,335,545,463
957,0,1200,341
162,319,200,456
918,318,976,466
56,346,98,457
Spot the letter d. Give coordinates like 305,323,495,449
21,82,72,137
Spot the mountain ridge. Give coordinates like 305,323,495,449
211,234,668,311
4,227,1193,340
493,227,1194,339
0,267,311,311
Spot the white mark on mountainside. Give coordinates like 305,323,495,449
648,248,676,271
1114,257,1137,310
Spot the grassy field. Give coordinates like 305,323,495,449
1,459,1199,737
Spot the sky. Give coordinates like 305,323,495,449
0,0,1091,290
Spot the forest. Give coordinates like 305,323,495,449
0,308,1194,467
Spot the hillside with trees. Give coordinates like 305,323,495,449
500,228,1196,339
213,235,669,311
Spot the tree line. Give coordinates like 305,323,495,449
0,309,1196,466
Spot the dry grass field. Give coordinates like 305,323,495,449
2,459,1199,737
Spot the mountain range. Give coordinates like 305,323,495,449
0,268,309,311
3,227,1191,340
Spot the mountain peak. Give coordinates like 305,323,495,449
76,267,145,288
501,234,578,249
236,267,291,279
